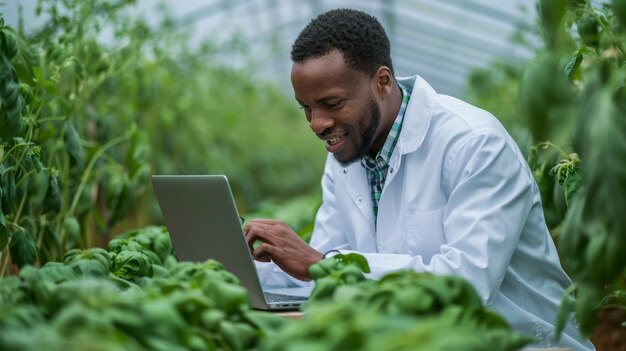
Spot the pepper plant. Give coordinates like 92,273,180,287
0,0,151,273
467,0,626,337
0,0,325,273
523,0,626,336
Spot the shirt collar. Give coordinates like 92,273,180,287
361,82,411,170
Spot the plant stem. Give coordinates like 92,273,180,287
68,130,133,216
37,116,67,124
12,191,28,227
14,169,36,189
0,248,10,277
538,141,570,159
0,143,30,164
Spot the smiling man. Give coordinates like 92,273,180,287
292,50,395,166
244,8,594,350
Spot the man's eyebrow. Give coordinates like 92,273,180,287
316,95,346,104
295,92,349,106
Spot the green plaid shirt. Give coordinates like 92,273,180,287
361,83,410,220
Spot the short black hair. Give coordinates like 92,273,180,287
291,8,394,76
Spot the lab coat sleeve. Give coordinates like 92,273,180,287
344,131,534,305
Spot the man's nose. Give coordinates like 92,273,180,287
309,110,334,135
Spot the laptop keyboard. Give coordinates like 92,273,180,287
264,292,308,303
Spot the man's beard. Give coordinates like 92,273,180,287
335,99,381,167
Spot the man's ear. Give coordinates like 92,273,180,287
373,66,394,98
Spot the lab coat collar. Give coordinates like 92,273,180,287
395,75,437,156
339,75,438,231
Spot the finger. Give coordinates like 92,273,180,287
248,218,282,226
245,225,275,246
253,243,275,262
253,254,271,262
245,229,255,247
243,222,261,235
244,233,254,255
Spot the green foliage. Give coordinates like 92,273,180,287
0,0,324,271
538,0,568,50
519,53,575,144
264,254,532,351
0,20,25,141
8,225,37,268
467,0,626,336
0,226,284,351
534,1,626,336
548,150,581,207
307,254,371,301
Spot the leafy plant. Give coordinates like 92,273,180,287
470,0,626,335
525,0,626,336
0,0,154,272
468,0,626,336
0,0,325,272
0,226,286,351
261,255,532,351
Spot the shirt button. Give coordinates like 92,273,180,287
390,168,394,173
343,169,347,174
357,197,364,203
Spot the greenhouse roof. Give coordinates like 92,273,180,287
2,0,539,96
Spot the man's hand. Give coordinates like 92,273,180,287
244,219,323,281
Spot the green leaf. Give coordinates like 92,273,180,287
18,83,32,104
333,253,371,273
62,216,81,249
42,174,61,214
576,13,599,48
520,53,574,143
26,171,48,214
37,223,61,264
111,250,152,281
63,121,85,171
0,26,18,60
538,0,567,49
562,168,581,207
0,55,25,141
244,310,288,336
548,153,582,207
107,177,135,229
0,210,7,250
555,285,576,339
8,225,38,268
63,248,111,277
612,0,626,31
564,53,582,80
41,80,58,95
0,166,15,214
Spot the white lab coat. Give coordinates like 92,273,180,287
258,75,594,350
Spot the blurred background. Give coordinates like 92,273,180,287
3,0,539,96
0,0,542,237
0,0,546,243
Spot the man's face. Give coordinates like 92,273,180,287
291,51,384,166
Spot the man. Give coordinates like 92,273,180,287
244,8,593,350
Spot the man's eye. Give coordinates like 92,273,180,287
326,100,344,109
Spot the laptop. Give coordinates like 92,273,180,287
151,175,310,310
